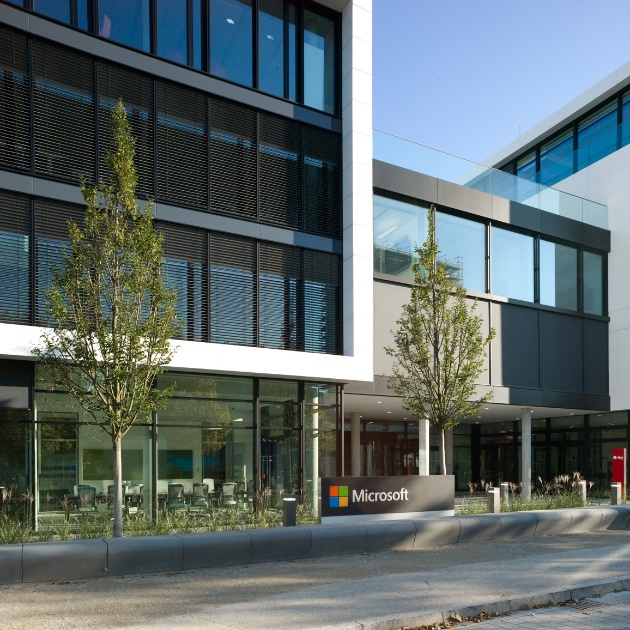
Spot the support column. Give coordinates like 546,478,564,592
418,418,430,476
521,409,531,500
351,412,361,476
445,428,454,475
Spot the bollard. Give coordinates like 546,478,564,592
500,483,509,505
611,483,622,506
283,494,297,526
578,480,587,503
487,488,500,514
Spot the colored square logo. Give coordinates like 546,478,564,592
329,486,348,509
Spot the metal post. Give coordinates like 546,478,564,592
283,494,297,526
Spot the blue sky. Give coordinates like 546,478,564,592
373,0,630,164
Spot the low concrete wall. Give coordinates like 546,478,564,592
1,506,628,585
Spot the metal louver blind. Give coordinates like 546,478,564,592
209,233,257,347
209,98,257,220
157,81,207,208
98,63,154,197
32,39,95,183
34,198,85,326
304,249,341,355
259,242,302,351
0,26,30,172
304,126,341,238
0,190,31,325
158,222,208,342
259,113,301,228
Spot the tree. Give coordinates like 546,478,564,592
32,101,180,537
385,206,495,475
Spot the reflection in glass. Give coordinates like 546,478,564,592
288,2,297,101
259,0,284,97
539,129,573,186
192,0,205,70
578,101,617,170
98,0,151,52
211,0,253,87
33,0,71,23
373,195,428,280
158,0,188,64
0,230,30,325
0,411,30,497
491,227,534,301
260,379,298,402
436,212,485,292
305,406,336,511
158,373,254,401
540,240,578,310
304,9,335,113
583,251,604,315
261,428,299,505
260,403,299,428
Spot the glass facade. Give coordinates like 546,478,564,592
24,370,340,526
24,0,339,115
373,195,606,315
540,240,578,310
490,227,534,302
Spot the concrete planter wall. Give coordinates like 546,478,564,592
0,506,628,585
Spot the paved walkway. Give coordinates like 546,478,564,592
0,530,629,629
460,590,630,629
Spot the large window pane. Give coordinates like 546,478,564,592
540,240,578,310
158,373,254,401
99,0,151,52
259,0,284,97
577,101,617,170
622,90,630,148
158,0,188,64
540,129,573,186
373,195,428,280
436,212,485,292
211,0,253,87
192,0,205,70
261,428,299,504
583,251,604,315
0,411,30,497
288,2,297,101
33,0,71,23
491,227,534,301
304,9,336,113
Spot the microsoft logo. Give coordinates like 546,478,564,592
329,485,348,508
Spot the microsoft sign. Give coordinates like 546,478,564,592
320,476,454,524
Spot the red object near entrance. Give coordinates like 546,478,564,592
612,448,627,496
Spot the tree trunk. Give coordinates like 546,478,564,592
439,428,446,475
112,434,124,537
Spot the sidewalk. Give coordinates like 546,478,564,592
0,530,629,630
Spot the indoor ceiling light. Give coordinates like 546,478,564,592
377,225,397,239
232,418,243,422
377,401,382,404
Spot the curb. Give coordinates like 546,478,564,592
349,576,630,630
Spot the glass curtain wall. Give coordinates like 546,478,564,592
491,227,534,301
539,240,578,310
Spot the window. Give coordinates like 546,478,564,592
211,0,253,87
622,90,630,148
259,243,302,350
157,81,208,207
491,227,534,302
288,2,297,101
33,0,71,24
373,195,428,280
32,40,95,183
583,251,604,315
98,63,154,196
577,101,617,170
540,240,578,310
436,212,485,293
303,9,336,113
0,191,30,325
157,0,188,64
210,233,257,346
259,0,285,97
516,150,536,182
0,26,30,172
159,223,208,342
98,0,151,52
539,129,573,186
192,0,206,70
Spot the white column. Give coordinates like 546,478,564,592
445,428,454,475
521,409,531,500
418,418,430,476
351,412,361,476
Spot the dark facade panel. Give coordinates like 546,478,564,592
540,311,583,393
373,160,438,205
583,318,609,395
493,303,540,389
0,359,32,409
